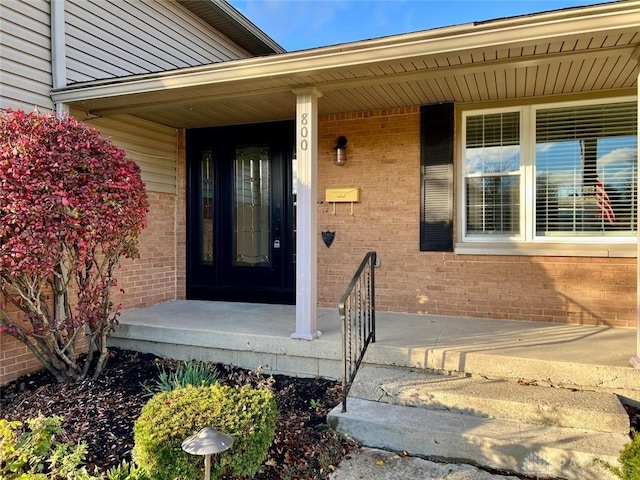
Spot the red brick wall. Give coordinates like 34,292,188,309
114,191,177,309
115,130,186,308
317,107,636,327
1,329,43,385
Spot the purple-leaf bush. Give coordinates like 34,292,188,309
0,109,149,382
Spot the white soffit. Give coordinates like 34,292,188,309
52,1,640,128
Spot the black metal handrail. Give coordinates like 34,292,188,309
339,251,376,413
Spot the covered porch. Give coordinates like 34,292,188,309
54,2,640,350
50,1,640,398
110,300,640,398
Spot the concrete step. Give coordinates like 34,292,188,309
349,366,630,434
328,398,627,480
364,342,640,398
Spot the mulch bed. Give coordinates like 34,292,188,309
3,349,637,480
0,348,359,479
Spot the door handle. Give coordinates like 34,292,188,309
274,221,281,249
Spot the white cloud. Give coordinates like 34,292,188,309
541,169,578,186
598,147,637,169
605,166,636,185
466,145,520,174
536,143,555,153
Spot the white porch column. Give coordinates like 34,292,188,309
634,70,640,367
291,87,322,340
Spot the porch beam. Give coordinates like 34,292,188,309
80,45,637,119
291,87,322,340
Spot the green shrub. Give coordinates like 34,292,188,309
132,384,278,480
144,360,221,396
1,415,152,480
605,432,640,479
0,415,98,480
104,461,150,480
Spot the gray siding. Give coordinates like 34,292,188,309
66,0,250,84
0,0,53,111
73,110,177,194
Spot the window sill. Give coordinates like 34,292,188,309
454,242,637,258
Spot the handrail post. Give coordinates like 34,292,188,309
371,252,376,344
340,305,348,413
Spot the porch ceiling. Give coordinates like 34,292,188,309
54,1,640,129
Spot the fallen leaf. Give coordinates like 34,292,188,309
376,460,385,466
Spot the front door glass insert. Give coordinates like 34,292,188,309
201,150,214,265
234,146,271,266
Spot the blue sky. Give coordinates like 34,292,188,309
228,0,615,51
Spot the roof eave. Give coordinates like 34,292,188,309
177,0,285,56
51,0,640,105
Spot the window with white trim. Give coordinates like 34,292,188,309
461,98,637,244
465,111,520,236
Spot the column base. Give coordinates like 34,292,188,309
290,330,322,341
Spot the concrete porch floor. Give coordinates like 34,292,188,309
110,300,640,398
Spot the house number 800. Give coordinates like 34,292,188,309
300,113,308,151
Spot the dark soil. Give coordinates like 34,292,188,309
0,349,358,479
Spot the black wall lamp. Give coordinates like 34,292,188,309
334,136,347,166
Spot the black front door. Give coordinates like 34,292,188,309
186,121,295,304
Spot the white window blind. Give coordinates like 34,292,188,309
535,102,637,237
465,112,520,235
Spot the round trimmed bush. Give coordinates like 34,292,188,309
132,384,277,480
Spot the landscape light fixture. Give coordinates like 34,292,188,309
181,427,233,480
334,136,347,166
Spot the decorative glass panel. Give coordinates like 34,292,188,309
234,146,270,266
201,151,214,265
535,102,637,236
465,112,520,235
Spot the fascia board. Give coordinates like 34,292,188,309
209,0,285,54
177,0,285,55
51,1,640,104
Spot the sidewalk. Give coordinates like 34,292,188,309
330,448,520,480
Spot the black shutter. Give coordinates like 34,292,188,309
420,103,454,252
